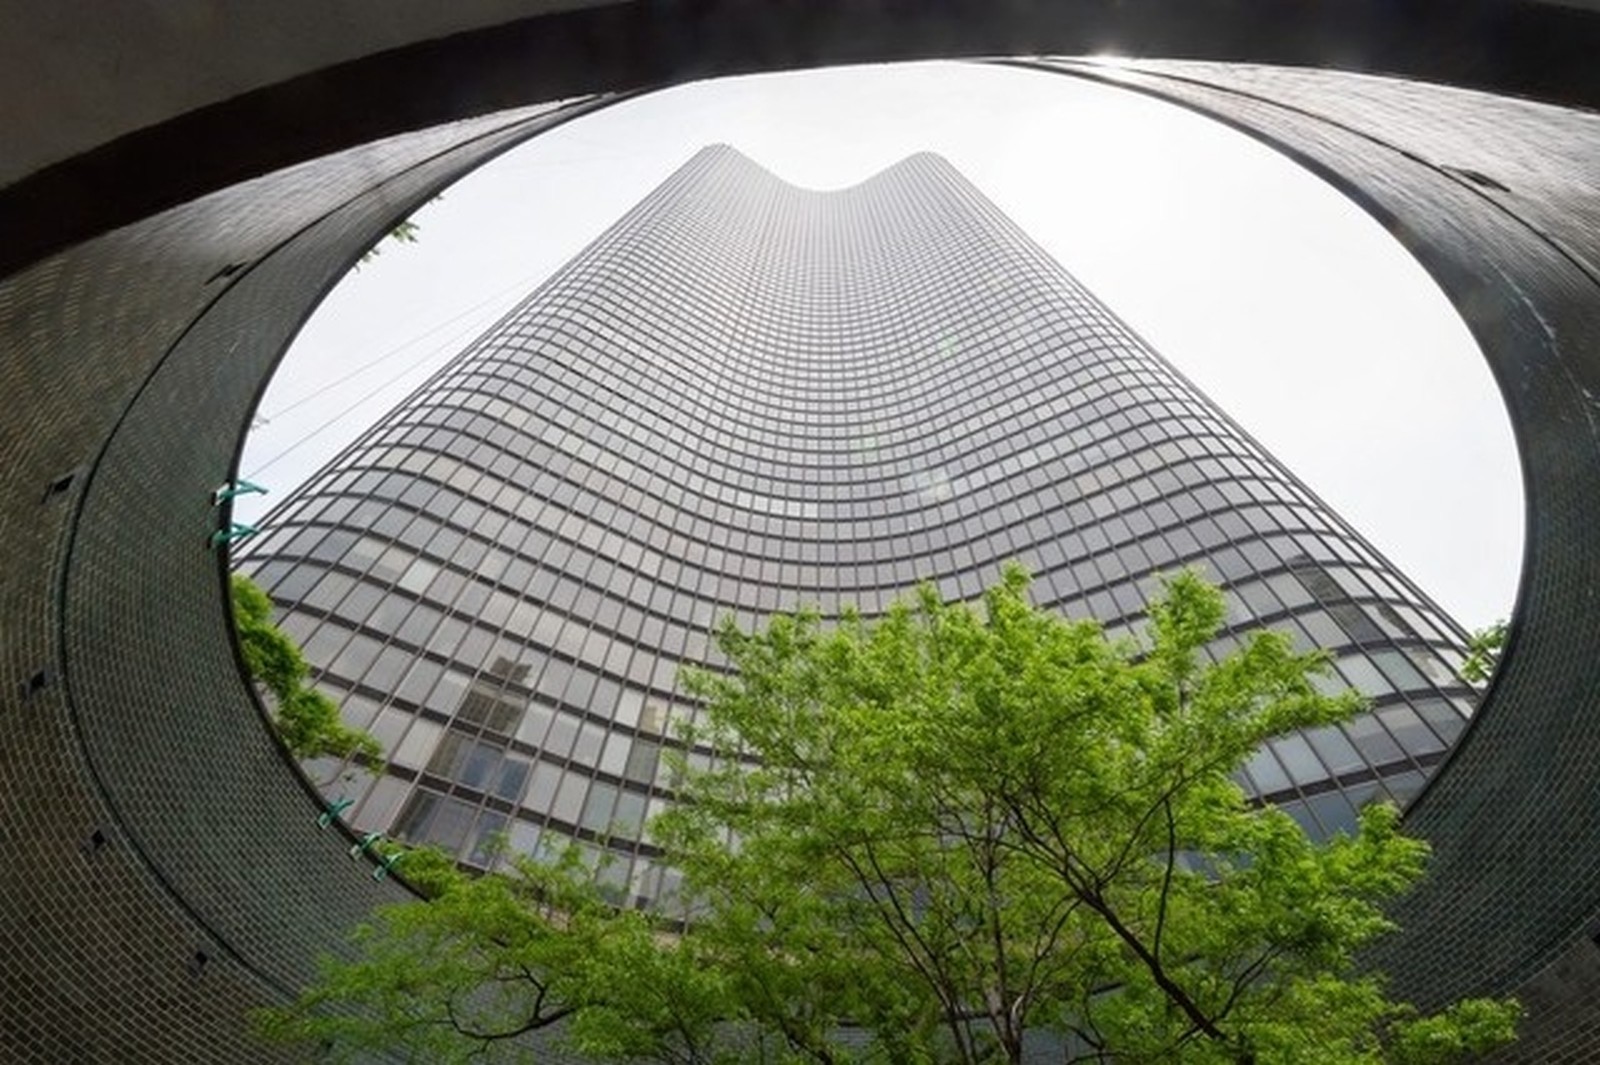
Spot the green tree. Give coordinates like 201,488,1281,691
230,570,307,700
357,198,440,267
275,685,384,771
230,572,383,774
257,848,740,1064
1461,620,1508,685
654,567,1517,1063
258,570,1517,1063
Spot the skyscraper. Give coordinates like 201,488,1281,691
240,145,1478,906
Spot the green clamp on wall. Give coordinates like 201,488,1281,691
209,522,258,549
372,850,405,881
349,832,383,860
316,797,355,829
212,479,269,505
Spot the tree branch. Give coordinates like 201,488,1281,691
1153,796,1177,965
1078,891,1243,1060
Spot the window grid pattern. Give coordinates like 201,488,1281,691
243,146,1477,904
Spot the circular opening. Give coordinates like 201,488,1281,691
231,59,1524,871
238,61,1521,629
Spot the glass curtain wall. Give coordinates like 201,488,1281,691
242,146,1477,905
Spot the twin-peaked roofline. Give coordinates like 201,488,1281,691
687,141,961,195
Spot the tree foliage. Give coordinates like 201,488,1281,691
357,198,439,266
230,571,307,699
658,566,1516,1063
259,569,1517,1063
230,572,383,770
257,848,740,1064
1461,620,1508,685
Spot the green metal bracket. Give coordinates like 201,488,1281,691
212,479,268,505
209,522,258,549
349,832,383,859
316,797,355,829
372,851,405,881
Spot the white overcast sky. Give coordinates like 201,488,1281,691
237,60,1523,631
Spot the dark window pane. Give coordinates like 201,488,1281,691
1380,769,1426,806
424,795,477,853
467,811,508,869
1271,734,1325,786
460,742,501,790
1303,790,1358,837
392,788,441,841
494,755,531,803
1379,705,1445,756
625,739,661,786
1344,714,1403,765
581,781,619,833
426,731,469,778
1242,747,1290,796
1304,725,1364,776
1414,699,1468,746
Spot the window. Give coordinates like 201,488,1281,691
1242,747,1290,796
1270,734,1325,787
392,719,442,771
494,755,531,803
457,682,525,735
1304,725,1364,776
1344,714,1403,766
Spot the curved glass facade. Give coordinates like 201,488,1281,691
241,145,1477,905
